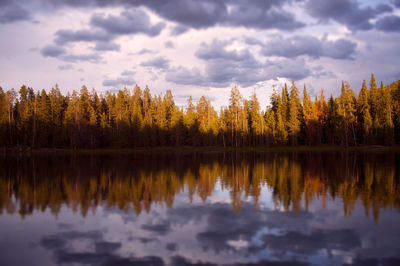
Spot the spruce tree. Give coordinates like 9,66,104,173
357,80,372,144
288,81,301,145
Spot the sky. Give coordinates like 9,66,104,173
0,0,399,108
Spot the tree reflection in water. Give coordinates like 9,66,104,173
1,152,399,223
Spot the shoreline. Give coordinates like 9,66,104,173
1,145,400,155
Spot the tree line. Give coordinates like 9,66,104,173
0,74,399,148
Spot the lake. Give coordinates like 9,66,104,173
0,152,399,266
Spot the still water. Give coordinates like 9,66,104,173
0,152,399,266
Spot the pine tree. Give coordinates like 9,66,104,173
229,86,242,147
288,81,301,145
184,96,198,146
357,80,372,144
275,94,287,144
337,81,356,146
0,88,8,147
381,83,394,145
369,73,381,142
303,85,318,145
281,83,290,128
265,109,276,146
5,89,16,146
249,90,262,145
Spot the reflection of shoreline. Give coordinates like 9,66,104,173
0,153,399,222
2,145,400,156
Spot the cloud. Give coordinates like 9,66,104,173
140,56,170,69
135,0,304,31
57,64,74,70
53,8,165,49
375,15,400,32
121,70,135,76
305,0,393,31
260,35,357,59
244,36,264,46
40,45,66,57
90,9,166,37
2,0,305,31
40,44,102,62
0,1,31,24
41,0,299,31
55,29,113,44
103,77,135,87
166,66,208,86
164,41,175,49
103,70,136,87
221,2,305,30
62,53,102,63
394,0,400,8
93,41,120,51
136,48,157,55
167,39,311,88
170,25,189,36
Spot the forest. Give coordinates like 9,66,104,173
0,74,399,148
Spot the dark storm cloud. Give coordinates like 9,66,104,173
305,0,393,31
90,10,166,36
167,39,311,88
140,57,170,70
0,0,31,23
375,15,400,32
394,0,400,8
260,35,357,59
93,41,120,51
40,45,66,57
